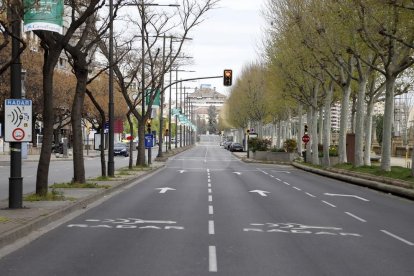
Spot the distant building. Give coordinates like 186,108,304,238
187,85,227,124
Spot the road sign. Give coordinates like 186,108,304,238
302,134,310,144
5,99,32,142
145,133,154,148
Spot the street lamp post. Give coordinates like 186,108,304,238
8,4,23,209
108,0,115,177
157,34,166,158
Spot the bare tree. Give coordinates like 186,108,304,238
33,0,104,195
99,0,219,166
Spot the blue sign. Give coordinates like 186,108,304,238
145,134,154,148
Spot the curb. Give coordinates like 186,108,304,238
292,162,414,201
0,164,165,249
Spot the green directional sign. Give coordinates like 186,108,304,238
23,0,64,34
145,89,161,106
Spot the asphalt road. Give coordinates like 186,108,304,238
0,136,413,275
0,149,157,201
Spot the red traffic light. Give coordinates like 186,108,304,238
223,69,232,86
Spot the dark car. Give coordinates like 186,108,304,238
114,142,129,157
52,142,63,154
223,141,232,150
230,142,243,152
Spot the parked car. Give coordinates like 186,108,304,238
114,142,129,157
230,142,244,152
223,141,232,150
52,142,63,154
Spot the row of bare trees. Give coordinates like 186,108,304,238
224,0,414,172
0,0,218,196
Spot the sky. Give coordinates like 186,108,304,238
175,0,267,96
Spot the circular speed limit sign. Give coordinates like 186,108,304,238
12,128,25,141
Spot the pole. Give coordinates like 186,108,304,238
141,1,148,164
108,0,115,177
175,70,178,148
157,34,166,157
180,81,183,147
9,3,22,208
168,38,173,150
183,87,186,146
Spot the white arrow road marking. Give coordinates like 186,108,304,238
178,170,186,174
233,172,241,175
156,187,176,194
249,190,270,197
324,193,370,202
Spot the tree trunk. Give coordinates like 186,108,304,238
297,105,303,155
276,120,281,149
287,110,292,139
311,106,319,165
36,50,60,196
127,113,134,169
306,110,312,163
71,68,87,183
322,83,333,167
311,86,319,165
136,120,146,166
318,109,323,145
364,98,374,166
354,77,367,167
338,84,352,163
381,76,397,172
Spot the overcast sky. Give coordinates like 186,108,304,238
177,0,267,96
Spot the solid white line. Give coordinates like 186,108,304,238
293,186,302,191
208,188,212,194
306,192,316,198
208,195,213,202
209,246,218,272
345,212,366,222
209,220,215,235
381,230,414,246
209,205,214,215
283,181,290,186
322,200,336,208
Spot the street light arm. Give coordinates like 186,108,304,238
163,75,222,91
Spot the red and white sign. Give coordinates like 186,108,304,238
302,134,310,144
12,128,25,141
4,99,32,142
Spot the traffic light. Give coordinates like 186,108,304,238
304,124,308,133
147,119,151,133
223,69,232,86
